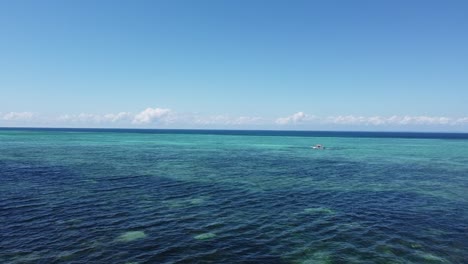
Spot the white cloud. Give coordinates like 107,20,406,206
275,112,468,128
397,116,451,125
276,112,312,125
192,115,265,126
455,117,468,124
1,108,468,131
230,116,264,125
192,115,229,125
132,107,171,124
56,108,172,126
2,112,34,121
57,112,132,124
367,116,386,125
326,115,367,125
325,115,463,126
103,112,132,122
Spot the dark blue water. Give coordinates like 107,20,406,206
2,127,468,139
1,128,467,263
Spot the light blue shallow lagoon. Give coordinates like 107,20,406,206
1,128,467,263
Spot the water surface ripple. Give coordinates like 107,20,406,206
1,129,467,263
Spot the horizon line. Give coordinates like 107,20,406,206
2,126,468,135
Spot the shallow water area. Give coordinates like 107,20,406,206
1,128,467,263
117,231,147,242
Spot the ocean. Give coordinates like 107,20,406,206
1,128,467,263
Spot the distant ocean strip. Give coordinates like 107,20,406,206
1,127,468,139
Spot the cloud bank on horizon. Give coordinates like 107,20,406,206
1,108,468,131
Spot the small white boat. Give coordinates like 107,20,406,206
312,144,324,149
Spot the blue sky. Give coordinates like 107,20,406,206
1,0,467,131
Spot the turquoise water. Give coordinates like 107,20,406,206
1,129,467,263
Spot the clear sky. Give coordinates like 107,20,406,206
1,0,467,131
